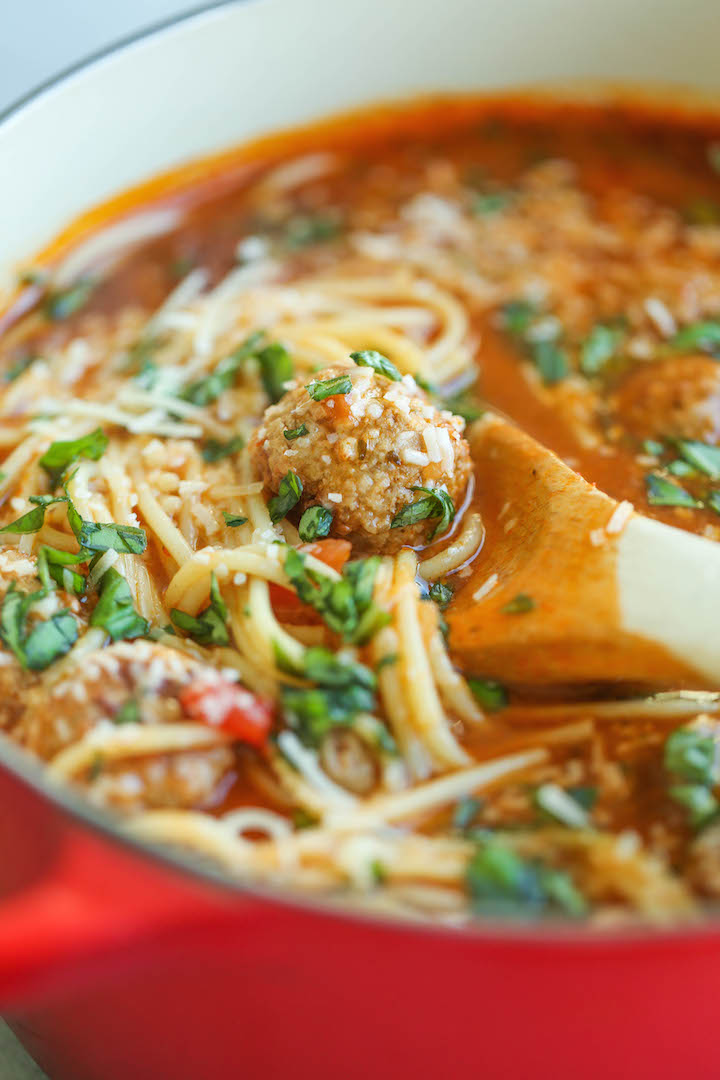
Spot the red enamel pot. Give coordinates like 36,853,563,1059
3,2,720,1077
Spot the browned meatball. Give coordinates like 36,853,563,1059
250,364,473,552
16,640,235,811
613,355,720,443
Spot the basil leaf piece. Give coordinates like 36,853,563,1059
466,837,586,918
645,472,700,508
429,582,453,610
283,549,388,645
501,593,535,615
283,424,308,441
0,494,69,535
37,545,89,597
222,512,248,528
391,486,455,541
268,471,303,524
665,727,717,785
23,612,78,670
669,784,719,829
201,436,245,463
532,340,568,385
181,331,265,405
643,439,665,457
39,427,108,486
472,191,513,215
580,323,622,376
468,677,508,711
284,214,342,250
675,439,720,480
275,642,378,747
667,459,696,477
72,518,148,554
44,278,95,321
707,491,720,516
443,390,485,422
90,567,149,641
298,505,333,542
0,584,77,671
306,374,352,401
4,353,36,383
452,795,484,832
500,299,537,335
258,342,294,403
672,320,720,354
170,572,229,646
114,698,141,725
350,350,401,382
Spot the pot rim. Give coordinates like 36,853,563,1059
2,0,720,949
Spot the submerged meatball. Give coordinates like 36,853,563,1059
250,364,473,552
17,640,235,811
613,355,720,443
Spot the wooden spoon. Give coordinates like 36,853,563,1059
448,411,720,689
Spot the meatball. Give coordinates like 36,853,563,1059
16,639,235,811
613,355,720,443
250,364,473,552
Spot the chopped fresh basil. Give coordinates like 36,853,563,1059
532,340,569,384
306,374,352,401
39,427,108,487
276,643,377,746
36,545,88,596
667,459,696,477
68,508,148,554
114,698,141,725
90,567,148,642
466,837,586,918
268,471,303,524
284,214,342,250
580,323,622,376
501,593,535,615
665,727,717,786
500,299,537,335
283,548,389,644
391,486,455,541
468,677,508,711
642,439,665,457
669,783,719,828
443,389,485,422
4,353,36,383
350,350,402,382
708,491,720,516
472,190,513,215
222,512,248,528
375,653,398,671
429,582,453,611
672,320,720,354
170,572,229,646
298,504,333,542
181,331,265,405
258,342,294,403
201,436,245,463
0,503,53,536
126,337,161,387
675,439,720,480
0,584,77,671
283,424,308,441
534,783,590,828
44,278,95,321
453,795,484,832
645,472,700,508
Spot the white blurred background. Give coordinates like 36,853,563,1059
0,0,204,110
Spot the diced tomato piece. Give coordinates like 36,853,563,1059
179,679,274,748
269,538,352,620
